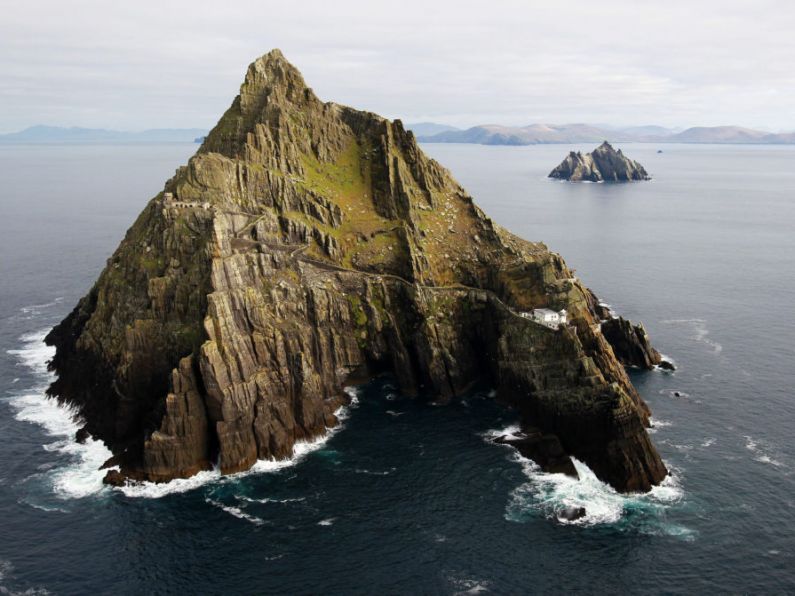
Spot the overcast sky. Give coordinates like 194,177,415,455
1,0,794,133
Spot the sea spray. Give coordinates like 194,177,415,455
7,328,363,500
7,329,112,501
485,422,688,533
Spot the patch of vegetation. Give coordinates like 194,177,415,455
140,254,165,273
347,295,368,327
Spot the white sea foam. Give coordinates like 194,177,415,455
482,423,523,441
19,297,64,314
205,498,266,525
6,329,54,377
504,451,686,532
343,385,360,407
744,436,786,468
6,330,112,501
648,418,673,434
120,418,350,499
385,410,404,417
236,495,305,505
8,327,356,501
447,574,492,595
317,518,335,526
118,469,224,499
485,421,687,531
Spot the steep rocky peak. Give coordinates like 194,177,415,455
45,50,669,494
239,49,314,112
199,49,324,160
185,51,495,286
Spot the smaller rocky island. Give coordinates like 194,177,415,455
549,141,650,182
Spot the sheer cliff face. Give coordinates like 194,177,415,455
46,50,667,492
549,141,650,182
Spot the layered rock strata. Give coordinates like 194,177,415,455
549,141,650,182
47,50,668,492
600,316,675,370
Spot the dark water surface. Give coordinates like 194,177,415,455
0,142,793,594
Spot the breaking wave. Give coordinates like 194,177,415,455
114,396,359,499
6,330,112,502
6,327,361,501
486,424,690,536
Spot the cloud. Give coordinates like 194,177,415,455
1,0,793,132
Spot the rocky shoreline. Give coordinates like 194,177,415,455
46,50,669,493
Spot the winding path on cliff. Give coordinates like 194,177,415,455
263,237,562,332
219,203,564,330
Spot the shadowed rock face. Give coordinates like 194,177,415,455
601,317,662,369
549,141,650,182
46,50,668,492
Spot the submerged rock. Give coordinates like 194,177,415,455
45,50,668,493
557,506,587,522
103,469,127,487
75,427,90,444
549,141,650,182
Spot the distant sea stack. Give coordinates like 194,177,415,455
46,50,668,493
549,141,650,182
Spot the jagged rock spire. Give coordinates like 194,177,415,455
549,141,650,182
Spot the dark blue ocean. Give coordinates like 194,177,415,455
1,141,793,594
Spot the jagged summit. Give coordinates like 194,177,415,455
549,140,650,182
199,49,317,159
46,51,668,493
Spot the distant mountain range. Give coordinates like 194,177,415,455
403,122,461,137
4,123,793,146
408,123,795,145
0,125,208,143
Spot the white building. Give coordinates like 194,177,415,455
523,308,568,329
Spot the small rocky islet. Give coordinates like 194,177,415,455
549,141,650,182
46,50,670,493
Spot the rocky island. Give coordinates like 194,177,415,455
46,50,668,493
549,141,650,182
